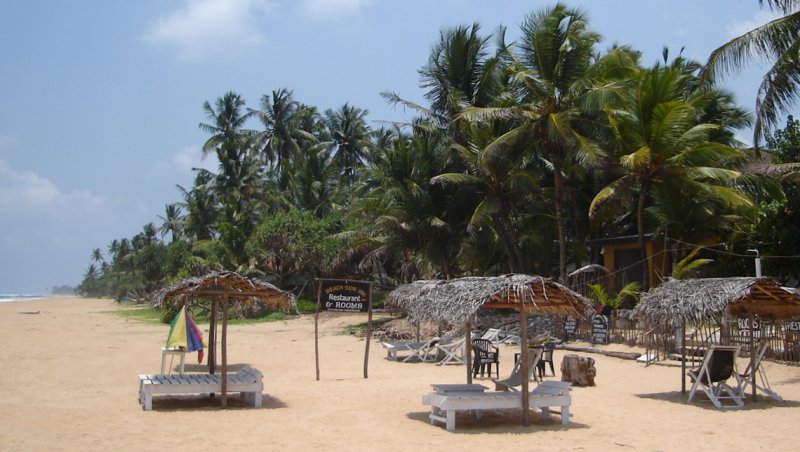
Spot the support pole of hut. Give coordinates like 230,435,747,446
209,299,217,375
520,309,530,427
363,283,373,379
465,319,473,385
221,292,229,408
749,312,756,401
681,317,686,394
314,281,322,381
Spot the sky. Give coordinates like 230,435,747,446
0,0,786,294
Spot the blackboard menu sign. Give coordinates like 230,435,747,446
591,314,609,344
564,316,577,335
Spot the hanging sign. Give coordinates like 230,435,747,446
320,280,370,312
591,314,609,344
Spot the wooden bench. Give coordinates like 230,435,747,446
422,381,571,432
138,365,263,411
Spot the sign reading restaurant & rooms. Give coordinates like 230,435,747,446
320,280,370,312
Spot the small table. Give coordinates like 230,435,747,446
161,347,186,375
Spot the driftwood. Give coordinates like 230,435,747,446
560,345,641,361
561,354,596,386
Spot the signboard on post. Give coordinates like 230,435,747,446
591,314,609,344
320,280,370,312
564,316,577,339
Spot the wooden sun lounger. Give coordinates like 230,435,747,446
422,381,572,431
138,365,263,411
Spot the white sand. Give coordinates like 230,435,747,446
1,297,799,451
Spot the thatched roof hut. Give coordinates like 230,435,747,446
633,277,800,398
388,274,592,428
387,274,593,324
632,277,800,322
156,271,295,310
155,271,295,408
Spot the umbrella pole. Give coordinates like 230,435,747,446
520,309,530,427
221,293,229,408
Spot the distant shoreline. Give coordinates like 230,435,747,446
0,294,67,303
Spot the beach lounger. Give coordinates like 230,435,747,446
435,337,466,365
493,347,543,390
739,341,783,401
381,338,440,362
687,345,744,409
138,365,263,411
422,380,572,432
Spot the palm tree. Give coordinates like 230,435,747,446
703,0,800,143
590,65,752,289
250,88,303,175
460,3,604,282
324,103,371,186
157,203,184,243
177,171,217,241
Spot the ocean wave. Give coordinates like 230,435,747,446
0,294,47,303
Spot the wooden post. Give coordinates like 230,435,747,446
363,283,373,379
315,280,322,381
465,319,473,384
221,293,229,408
520,309,530,427
749,312,756,401
681,317,686,394
209,299,217,375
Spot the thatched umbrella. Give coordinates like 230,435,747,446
387,274,592,426
633,277,800,397
156,271,295,407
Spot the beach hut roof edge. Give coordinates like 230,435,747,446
387,273,593,323
155,271,296,311
633,276,800,322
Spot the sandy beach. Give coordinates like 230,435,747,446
1,297,799,451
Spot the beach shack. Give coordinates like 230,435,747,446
388,273,593,427
144,271,295,409
632,276,800,397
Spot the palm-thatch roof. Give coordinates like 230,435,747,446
633,277,800,322
155,271,295,310
387,274,593,323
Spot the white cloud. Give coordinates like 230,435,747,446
726,10,780,38
297,0,377,18
142,0,276,61
173,145,218,172
0,160,107,215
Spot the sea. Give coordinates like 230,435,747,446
0,294,48,303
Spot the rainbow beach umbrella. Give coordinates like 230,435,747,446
166,306,205,363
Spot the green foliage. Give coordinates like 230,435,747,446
247,209,343,289
671,247,714,279
588,282,641,309
294,299,318,313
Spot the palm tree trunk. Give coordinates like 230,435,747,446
553,164,568,284
493,211,525,273
637,179,650,290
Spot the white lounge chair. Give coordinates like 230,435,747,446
382,338,440,363
138,365,263,411
687,345,745,409
421,380,572,432
739,341,783,401
435,337,466,365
